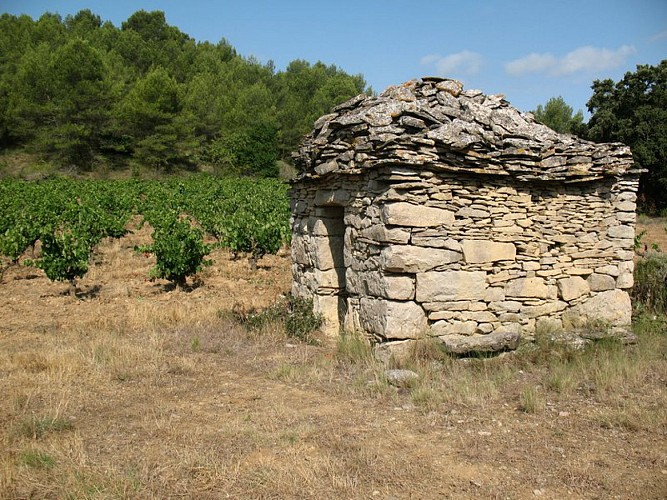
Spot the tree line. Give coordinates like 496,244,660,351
532,61,666,214
0,9,368,176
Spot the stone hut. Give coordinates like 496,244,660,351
290,77,640,355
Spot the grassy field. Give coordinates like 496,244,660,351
0,220,666,499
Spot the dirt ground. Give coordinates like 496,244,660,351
0,220,666,499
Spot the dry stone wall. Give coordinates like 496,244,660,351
290,77,640,354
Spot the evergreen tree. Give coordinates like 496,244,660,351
587,61,667,213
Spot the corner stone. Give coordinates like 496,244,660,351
360,298,427,339
569,289,632,326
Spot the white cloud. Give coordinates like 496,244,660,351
505,45,636,77
505,53,557,76
420,50,484,76
651,30,667,42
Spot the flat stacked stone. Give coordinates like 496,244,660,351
294,77,636,182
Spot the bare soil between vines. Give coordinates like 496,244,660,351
0,220,666,499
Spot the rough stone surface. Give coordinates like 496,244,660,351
462,240,516,264
290,77,640,354
381,245,462,272
385,369,420,387
416,271,487,302
505,277,548,299
558,276,590,301
569,289,632,326
360,298,427,339
382,202,454,227
438,330,521,354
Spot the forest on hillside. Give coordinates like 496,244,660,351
0,9,368,176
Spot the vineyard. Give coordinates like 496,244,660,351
0,176,291,292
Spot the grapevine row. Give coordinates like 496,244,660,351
0,176,291,291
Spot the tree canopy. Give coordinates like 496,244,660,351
531,96,585,136
0,10,368,175
586,61,667,213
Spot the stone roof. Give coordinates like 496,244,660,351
293,77,635,183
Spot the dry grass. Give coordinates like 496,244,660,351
1,225,666,498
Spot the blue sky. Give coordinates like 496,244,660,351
2,0,665,117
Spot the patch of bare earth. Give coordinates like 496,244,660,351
1,224,666,499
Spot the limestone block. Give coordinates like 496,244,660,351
359,225,410,244
569,289,631,326
382,202,454,227
557,276,590,301
313,295,342,337
359,298,427,339
456,207,490,218
520,301,568,318
314,189,350,206
381,245,462,273
614,201,636,212
616,273,634,289
416,271,487,302
291,238,311,266
347,271,415,300
619,261,635,274
616,211,636,223
587,273,616,292
462,311,497,322
607,225,634,239
484,287,505,302
411,235,463,252
315,268,345,291
488,300,522,312
438,330,521,354
505,277,548,298
373,340,415,364
461,239,516,264
594,265,620,277
312,237,344,270
430,320,477,336
310,217,345,237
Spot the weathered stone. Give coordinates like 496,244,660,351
360,298,427,339
557,276,590,301
505,277,548,298
312,237,344,270
607,225,634,239
587,273,616,292
461,239,516,264
385,369,420,387
416,271,487,302
616,273,634,289
347,271,415,300
594,265,620,277
359,225,410,244
438,330,521,354
521,301,568,318
381,245,462,272
569,290,632,326
382,202,454,227
456,206,490,218
315,189,350,206
430,320,478,336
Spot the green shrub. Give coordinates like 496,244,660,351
632,254,667,313
149,215,213,288
236,295,323,344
